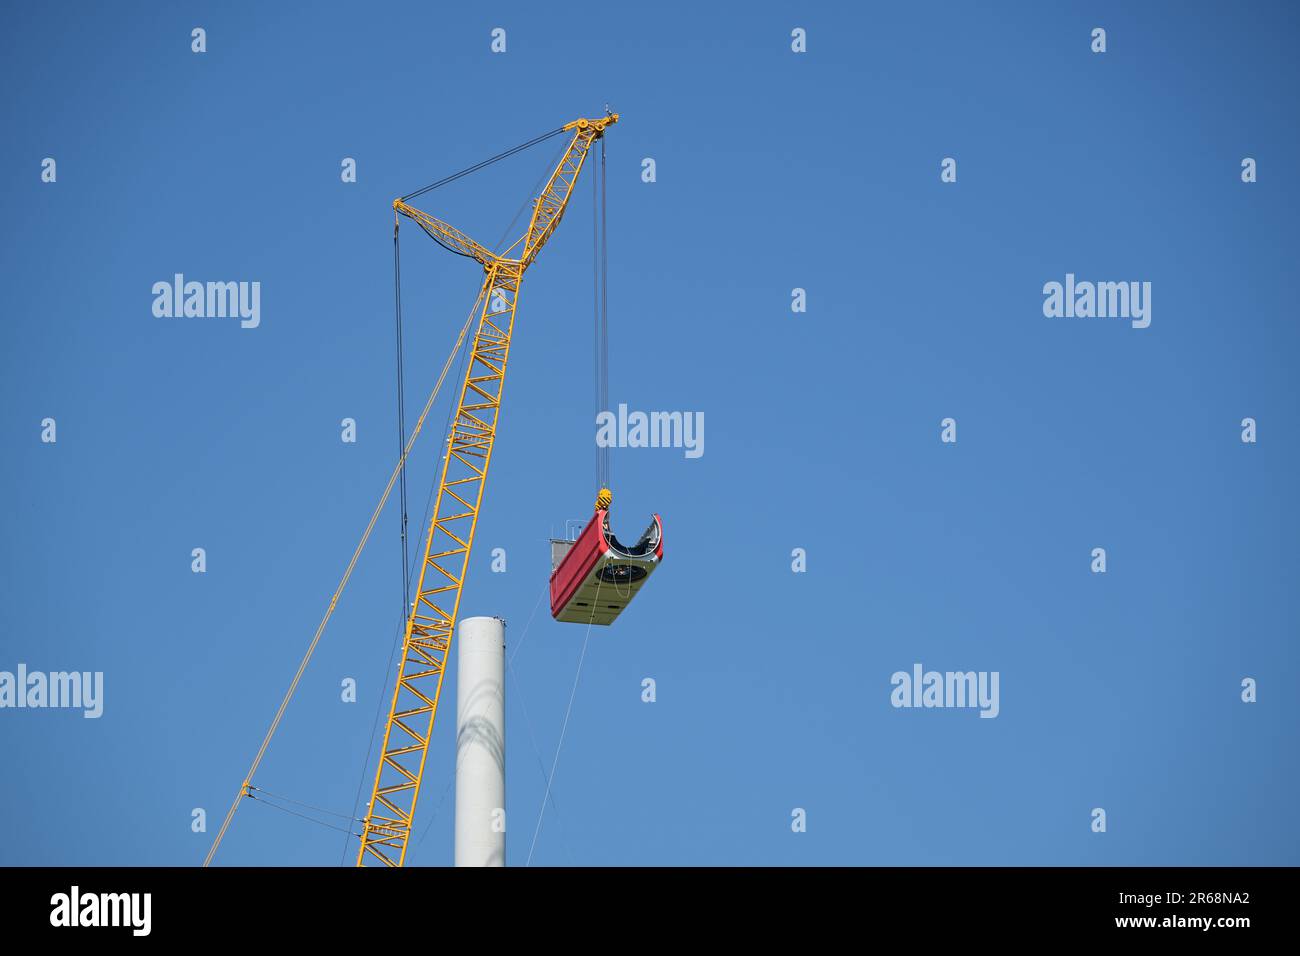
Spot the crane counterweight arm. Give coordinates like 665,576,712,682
356,113,616,868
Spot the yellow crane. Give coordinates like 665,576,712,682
358,112,618,866
202,112,618,869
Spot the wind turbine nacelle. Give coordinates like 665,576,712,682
549,511,663,626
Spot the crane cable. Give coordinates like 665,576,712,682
401,126,568,202
523,133,613,865
525,576,604,866
506,586,576,864
395,219,411,625
401,126,568,262
495,140,571,255
202,284,485,868
339,217,459,865
246,791,364,837
594,135,611,491
246,785,365,823
601,135,610,493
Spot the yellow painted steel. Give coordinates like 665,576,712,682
356,113,617,867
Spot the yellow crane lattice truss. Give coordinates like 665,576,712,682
356,113,617,867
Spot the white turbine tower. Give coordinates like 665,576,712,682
454,616,506,866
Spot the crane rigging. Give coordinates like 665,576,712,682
204,112,663,869
356,113,621,866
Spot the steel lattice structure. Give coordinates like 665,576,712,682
356,113,617,867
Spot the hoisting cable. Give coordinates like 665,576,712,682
524,131,615,865
593,142,602,487
340,214,415,863
600,135,611,491
525,576,604,866
593,136,612,491
505,585,576,863
414,778,455,853
394,218,411,626
508,583,547,668
401,126,568,202
203,285,485,868
507,656,576,865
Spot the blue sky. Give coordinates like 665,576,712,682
1,0,1297,866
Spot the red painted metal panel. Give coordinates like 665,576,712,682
549,509,608,617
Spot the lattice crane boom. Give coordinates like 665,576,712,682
393,201,496,267
356,112,617,867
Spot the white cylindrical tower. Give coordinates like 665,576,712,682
454,615,506,866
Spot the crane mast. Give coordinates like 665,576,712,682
356,113,617,867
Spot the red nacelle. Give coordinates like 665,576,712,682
549,510,663,625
